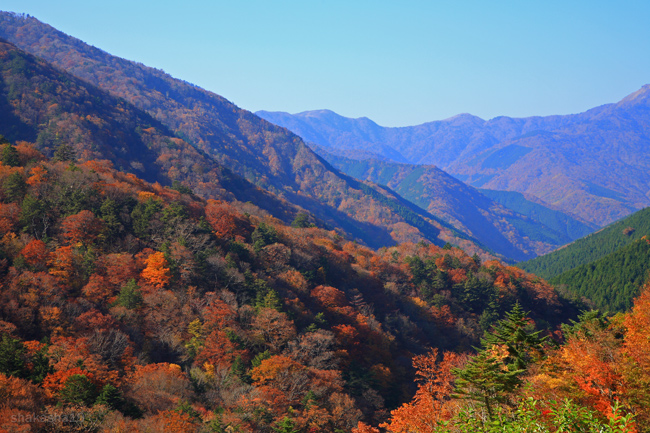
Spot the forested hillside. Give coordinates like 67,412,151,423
550,238,650,312
314,148,592,261
0,12,491,254
0,140,576,431
519,206,650,279
361,288,650,432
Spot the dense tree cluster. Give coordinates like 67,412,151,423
369,293,648,432
0,142,574,432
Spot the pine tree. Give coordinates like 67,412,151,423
452,350,522,420
481,303,547,371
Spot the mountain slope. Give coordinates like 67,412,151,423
0,12,491,253
550,238,650,312
479,189,595,242
313,148,583,261
0,37,302,223
256,86,650,227
519,206,650,280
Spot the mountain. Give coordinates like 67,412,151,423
0,12,489,253
312,148,591,261
0,38,301,223
256,86,650,227
478,189,595,242
0,137,578,429
550,238,650,312
519,206,650,280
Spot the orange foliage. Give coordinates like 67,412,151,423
0,203,19,236
159,410,199,433
26,164,47,185
48,245,80,282
42,367,95,396
140,251,171,290
205,199,245,239
82,273,113,304
195,330,246,369
100,253,138,287
381,349,464,432
126,363,192,414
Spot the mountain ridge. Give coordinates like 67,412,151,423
256,84,650,227
0,11,497,255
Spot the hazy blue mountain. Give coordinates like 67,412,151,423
314,148,589,261
257,86,650,227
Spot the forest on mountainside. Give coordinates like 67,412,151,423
0,13,490,254
550,238,650,312
520,207,650,280
0,139,579,432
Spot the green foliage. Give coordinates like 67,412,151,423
19,193,47,237
131,197,162,239
171,180,193,195
519,206,650,280
442,398,635,433
52,142,76,162
252,222,278,252
3,171,26,202
99,197,122,240
116,279,143,309
251,350,271,368
59,374,97,406
0,334,26,378
290,212,311,228
550,239,650,312
452,350,522,420
452,305,546,420
272,417,300,433
1,142,20,166
161,201,188,223
481,303,547,371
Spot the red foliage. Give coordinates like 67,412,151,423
0,202,19,236
19,238,50,268
61,209,103,245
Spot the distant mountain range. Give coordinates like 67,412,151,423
257,87,650,227
313,147,595,261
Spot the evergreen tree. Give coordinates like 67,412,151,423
452,350,522,420
1,142,20,167
53,142,76,162
481,303,547,371
290,212,311,228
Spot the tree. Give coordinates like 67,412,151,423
481,303,546,372
451,304,546,420
58,373,97,406
252,222,279,252
117,279,143,309
3,171,26,202
61,209,103,245
140,251,171,290
53,142,76,162
0,334,26,378
452,349,521,420
1,142,20,167
291,212,311,228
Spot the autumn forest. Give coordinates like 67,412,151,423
0,10,649,433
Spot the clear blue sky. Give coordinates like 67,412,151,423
3,1,649,126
